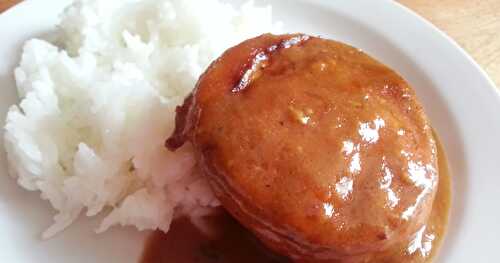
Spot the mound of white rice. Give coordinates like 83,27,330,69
3,0,279,238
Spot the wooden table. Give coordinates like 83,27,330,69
398,0,500,88
1,0,499,87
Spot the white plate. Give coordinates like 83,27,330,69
1,0,499,262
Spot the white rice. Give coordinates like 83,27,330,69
3,0,279,238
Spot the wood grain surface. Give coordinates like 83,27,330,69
397,0,500,88
1,0,499,87
0,0,17,13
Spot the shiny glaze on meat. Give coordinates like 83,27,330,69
167,34,439,262
142,137,450,263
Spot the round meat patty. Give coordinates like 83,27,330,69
166,34,438,262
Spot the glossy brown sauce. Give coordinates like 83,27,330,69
140,135,450,263
141,209,290,263
365,133,451,262
167,34,441,261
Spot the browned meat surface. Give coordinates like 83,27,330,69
166,34,438,262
